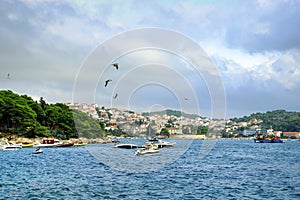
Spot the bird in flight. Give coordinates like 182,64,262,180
104,79,112,87
0,73,10,79
113,93,118,99
112,63,119,70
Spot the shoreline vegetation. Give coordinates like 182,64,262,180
0,135,108,145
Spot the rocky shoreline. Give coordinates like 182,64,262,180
0,134,113,145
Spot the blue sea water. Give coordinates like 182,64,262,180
0,139,299,199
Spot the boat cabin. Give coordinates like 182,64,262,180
42,138,60,144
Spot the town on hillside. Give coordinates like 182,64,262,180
64,103,300,139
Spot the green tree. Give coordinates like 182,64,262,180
230,110,300,132
160,128,170,137
0,90,80,138
39,97,47,110
197,126,208,135
44,103,77,139
73,109,102,139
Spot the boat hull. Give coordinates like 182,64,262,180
150,140,176,148
32,149,43,154
34,144,59,148
0,140,22,151
1,146,22,151
114,144,138,149
22,143,34,148
57,143,74,147
135,149,159,156
73,143,87,146
254,139,283,143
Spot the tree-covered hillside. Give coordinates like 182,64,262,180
230,110,300,131
0,90,102,139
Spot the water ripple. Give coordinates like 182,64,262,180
0,140,299,199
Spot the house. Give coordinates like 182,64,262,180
243,130,256,136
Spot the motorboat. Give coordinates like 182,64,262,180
109,137,120,143
32,148,43,154
148,138,176,148
73,142,87,147
254,138,284,143
34,138,60,148
142,142,159,149
135,148,159,156
254,133,283,143
57,141,74,147
0,140,22,151
135,143,159,156
114,143,138,149
22,143,34,148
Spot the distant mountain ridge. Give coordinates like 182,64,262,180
142,109,201,119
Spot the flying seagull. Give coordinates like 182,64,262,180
104,79,112,87
113,93,118,99
112,63,119,70
1,73,10,79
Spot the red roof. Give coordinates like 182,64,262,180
283,132,300,135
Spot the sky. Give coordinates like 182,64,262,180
0,0,299,119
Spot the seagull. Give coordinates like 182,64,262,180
104,79,112,87
113,93,118,99
0,73,10,79
111,63,119,70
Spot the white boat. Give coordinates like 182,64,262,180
34,138,60,148
114,143,138,149
135,148,159,156
32,148,43,154
0,140,22,151
135,142,160,156
148,138,176,148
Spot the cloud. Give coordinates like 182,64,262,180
208,45,300,117
224,0,300,52
0,0,299,118
206,40,300,90
269,50,300,89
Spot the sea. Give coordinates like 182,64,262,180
0,139,299,199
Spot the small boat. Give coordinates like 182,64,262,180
34,138,60,148
32,148,43,154
22,143,34,148
135,143,159,156
148,138,176,148
73,142,87,147
114,143,138,149
254,138,284,143
0,140,22,151
254,133,283,143
57,142,74,147
142,142,159,149
109,137,120,143
135,148,159,156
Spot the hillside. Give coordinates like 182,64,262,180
230,110,300,132
142,109,201,119
0,90,102,139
